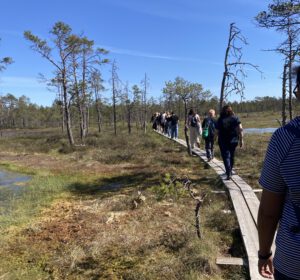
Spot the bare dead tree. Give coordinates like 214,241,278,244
220,23,261,112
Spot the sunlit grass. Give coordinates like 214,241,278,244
0,125,250,279
0,175,72,230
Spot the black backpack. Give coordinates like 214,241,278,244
191,116,198,127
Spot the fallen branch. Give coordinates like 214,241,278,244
170,175,207,239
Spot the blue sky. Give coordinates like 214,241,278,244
0,0,287,106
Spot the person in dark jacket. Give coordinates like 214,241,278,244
202,109,217,161
216,105,243,180
170,111,179,139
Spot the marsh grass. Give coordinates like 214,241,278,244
234,133,271,189
239,111,281,128
0,175,72,229
0,126,248,279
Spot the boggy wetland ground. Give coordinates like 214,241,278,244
0,112,274,280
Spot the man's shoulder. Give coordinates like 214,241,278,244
267,118,300,161
272,117,300,140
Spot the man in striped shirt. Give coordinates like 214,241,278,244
258,67,300,280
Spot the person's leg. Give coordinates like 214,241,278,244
190,128,196,149
171,125,175,139
229,143,238,175
219,143,231,178
197,138,201,148
175,124,178,138
211,138,215,159
196,128,201,148
205,138,211,160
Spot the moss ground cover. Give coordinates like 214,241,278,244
0,126,256,279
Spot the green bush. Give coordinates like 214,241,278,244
151,173,186,201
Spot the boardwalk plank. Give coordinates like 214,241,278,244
155,131,267,279
216,257,247,266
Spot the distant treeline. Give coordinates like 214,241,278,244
0,93,296,131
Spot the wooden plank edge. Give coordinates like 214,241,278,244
216,257,248,266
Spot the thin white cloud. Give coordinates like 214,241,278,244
0,76,44,89
99,44,222,65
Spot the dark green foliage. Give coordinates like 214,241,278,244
152,173,186,201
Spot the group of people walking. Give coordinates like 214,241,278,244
152,105,244,181
151,111,179,139
152,67,300,280
186,106,243,180
151,105,243,180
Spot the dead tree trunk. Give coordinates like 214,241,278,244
219,23,261,113
219,23,232,112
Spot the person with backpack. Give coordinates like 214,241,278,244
202,109,217,161
216,105,243,180
187,109,202,149
257,66,300,280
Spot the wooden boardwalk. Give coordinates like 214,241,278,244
155,131,273,280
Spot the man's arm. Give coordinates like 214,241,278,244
238,123,244,148
257,189,285,278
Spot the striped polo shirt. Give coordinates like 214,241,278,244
260,117,300,279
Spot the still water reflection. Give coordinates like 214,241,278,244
0,170,31,209
244,128,277,134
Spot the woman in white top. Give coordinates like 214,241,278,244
187,109,202,149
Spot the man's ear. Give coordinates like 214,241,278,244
295,84,300,100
